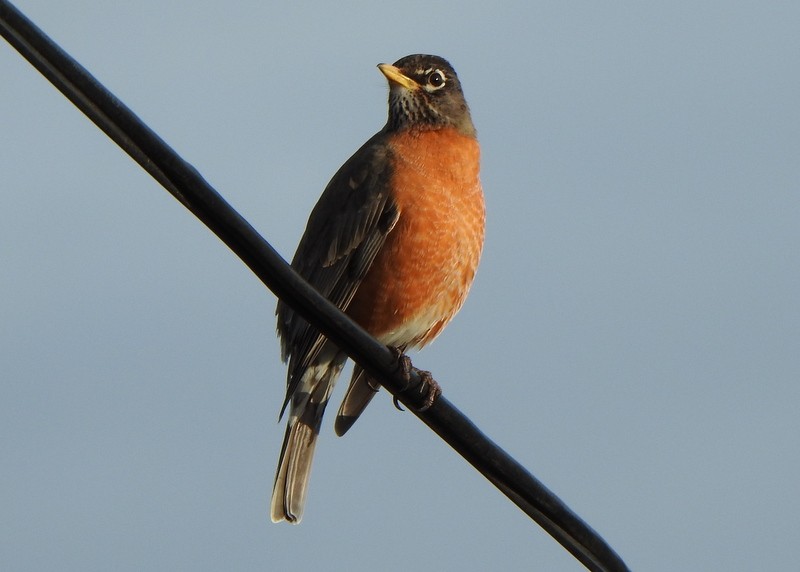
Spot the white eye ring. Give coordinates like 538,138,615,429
424,69,446,91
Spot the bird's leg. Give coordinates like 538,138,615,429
389,347,442,412
390,346,414,390
390,347,410,411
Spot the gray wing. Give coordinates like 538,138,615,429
276,133,399,413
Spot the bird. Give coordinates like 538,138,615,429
271,54,484,523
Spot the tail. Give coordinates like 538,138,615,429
271,361,342,523
270,415,319,523
334,365,380,436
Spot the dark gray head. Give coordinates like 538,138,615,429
379,54,475,137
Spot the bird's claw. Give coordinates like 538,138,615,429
415,369,441,411
390,347,441,412
390,347,414,391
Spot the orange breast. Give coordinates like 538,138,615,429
346,128,485,348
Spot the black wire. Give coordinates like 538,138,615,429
0,2,630,570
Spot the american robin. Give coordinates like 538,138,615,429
271,54,484,523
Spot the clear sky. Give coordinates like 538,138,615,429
2,1,799,570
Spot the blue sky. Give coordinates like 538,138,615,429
2,1,799,570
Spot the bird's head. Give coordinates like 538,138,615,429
379,54,475,137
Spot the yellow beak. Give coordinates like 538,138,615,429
377,63,419,90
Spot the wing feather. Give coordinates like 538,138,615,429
276,132,399,408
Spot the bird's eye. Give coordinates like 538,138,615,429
426,70,446,90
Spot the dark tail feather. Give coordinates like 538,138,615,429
334,365,379,436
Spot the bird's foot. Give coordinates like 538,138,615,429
390,347,441,412
413,368,441,411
